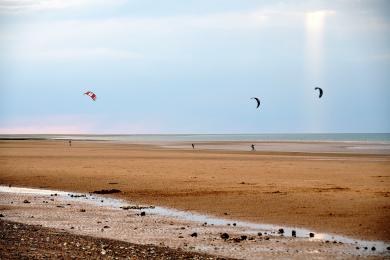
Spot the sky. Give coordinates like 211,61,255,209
0,0,389,134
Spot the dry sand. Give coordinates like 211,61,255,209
0,140,389,243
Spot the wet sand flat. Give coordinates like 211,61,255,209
0,140,389,241
1,188,388,259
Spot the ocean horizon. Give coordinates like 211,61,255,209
1,133,390,143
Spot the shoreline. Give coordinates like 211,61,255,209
1,139,390,155
1,186,388,258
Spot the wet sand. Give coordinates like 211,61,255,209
0,140,389,243
1,188,388,259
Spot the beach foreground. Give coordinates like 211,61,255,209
1,186,388,259
0,140,389,243
0,219,224,260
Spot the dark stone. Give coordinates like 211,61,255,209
221,233,229,240
0,214,4,217
387,246,390,250
257,232,262,236
278,228,284,234
140,211,146,216
233,238,241,243
371,247,376,251
80,209,86,212
356,247,360,250
309,232,315,238
292,230,296,237
92,189,121,194
265,237,270,240
364,247,368,250
190,232,197,237
241,235,247,240
233,223,236,226
103,226,110,229
23,200,30,204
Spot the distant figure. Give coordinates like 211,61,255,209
69,140,72,147
251,144,255,151
192,143,195,149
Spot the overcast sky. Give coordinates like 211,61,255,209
0,0,389,134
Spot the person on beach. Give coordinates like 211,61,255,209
69,140,72,147
192,143,195,149
251,144,255,151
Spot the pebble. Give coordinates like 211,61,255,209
23,200,30,204
220,233,229,240
140,212,146,217
278,228,284,234
292,230,296,237
309,232,315,238
190,232,197,237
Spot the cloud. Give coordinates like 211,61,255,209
22,48,143,61
0,115,94,134
0,115,164,134
0,8,270,62
0,0,125,13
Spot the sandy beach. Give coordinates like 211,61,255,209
0,139,390,258
1,140,389,238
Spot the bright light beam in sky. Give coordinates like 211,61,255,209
305,11,329,82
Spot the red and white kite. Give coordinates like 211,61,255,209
84,91,97,101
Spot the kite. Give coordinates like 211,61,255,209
251,97,261,109
84,91,97,101
314,87,323,98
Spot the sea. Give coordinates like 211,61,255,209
1,133,390,143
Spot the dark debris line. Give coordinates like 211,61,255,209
0,220,234,260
